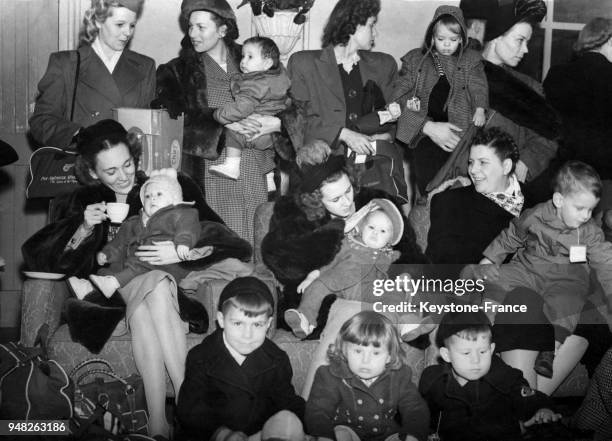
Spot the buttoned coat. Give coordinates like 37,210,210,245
287,45,399,146
306,360,429,441
177,329,305,441
29,44,156,148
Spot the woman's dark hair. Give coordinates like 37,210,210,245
322,0,380,47
470,127,520,173
297,169,356,222
74,120,142,185
208,11,239,44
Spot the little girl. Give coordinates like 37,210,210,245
284,199,404,338
390,5,488,194
305,311,429,441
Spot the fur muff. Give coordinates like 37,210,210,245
485,61,561,140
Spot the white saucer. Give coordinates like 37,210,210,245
23,271,66,280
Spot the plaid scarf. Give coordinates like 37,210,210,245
483,174,524,217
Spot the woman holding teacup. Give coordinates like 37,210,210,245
22,119,250,437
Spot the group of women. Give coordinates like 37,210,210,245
22,0,612,438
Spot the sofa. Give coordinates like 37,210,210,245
20,197,599,397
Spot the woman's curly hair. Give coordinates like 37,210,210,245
74,121,142,185
322,0,380,47
80,0,143,45
471,126,520,174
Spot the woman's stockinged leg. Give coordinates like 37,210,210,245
130,304,169,438
145,280,187,398
537,335,589,396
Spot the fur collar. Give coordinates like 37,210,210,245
485,61,561,140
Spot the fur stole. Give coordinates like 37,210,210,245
485,61,561,140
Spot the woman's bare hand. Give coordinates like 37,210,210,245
83,203,108,228
422,121,462,152
340,128,375,155
227,114,281,141
134,240,180,265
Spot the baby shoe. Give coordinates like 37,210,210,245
67,277,96,300
89,274,120,299
284,309,314,339
209,160,240,180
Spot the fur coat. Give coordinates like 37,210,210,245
22,172,252,352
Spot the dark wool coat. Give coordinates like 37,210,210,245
29,44,156,148
426,183,535,265
419,357,554,441
177,328,305,441
21,172,252,352
287,45,399,147
483,61,560,180
100,204,200,286
306,360,430,441
544,52,612,179
392,5,488,145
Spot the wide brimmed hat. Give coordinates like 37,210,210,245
181,0,236,22
460,0,546,42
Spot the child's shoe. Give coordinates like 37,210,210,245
67,277,96,300
284,309,314,339
534,350,554,378
89,274,120,298
209,158,240,180
399,315,436,342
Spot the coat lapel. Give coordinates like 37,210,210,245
315,46,345,104
79,45,122,105
113,49,148,97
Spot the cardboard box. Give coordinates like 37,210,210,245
113,108,184,175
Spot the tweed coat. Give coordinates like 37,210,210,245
287,45,399,146
29,44,156,148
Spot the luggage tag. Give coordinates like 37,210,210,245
569,246,587,263
569,228,587,263
406,96,421,112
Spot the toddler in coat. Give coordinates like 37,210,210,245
210,36,290,180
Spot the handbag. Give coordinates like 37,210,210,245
348,140,409,204
70,358,148,437
0,324,73,420
26,50,81,199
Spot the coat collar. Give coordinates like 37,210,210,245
203,329,278,394
328,356,392,395
78,45,147,104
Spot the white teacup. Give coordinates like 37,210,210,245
106,202,130,223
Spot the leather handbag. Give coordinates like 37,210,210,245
26,50,81,199
70,359,148,436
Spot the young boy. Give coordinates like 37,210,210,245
477,161,612,376
210,36,291,180
419,311,559,441
177,276,305,441
67,168,200,298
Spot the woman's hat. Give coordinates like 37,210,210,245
117,0,145,15
181,0,236,22
460,0,546,42
299,155,346,193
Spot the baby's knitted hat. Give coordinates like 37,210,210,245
140,168,183,205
